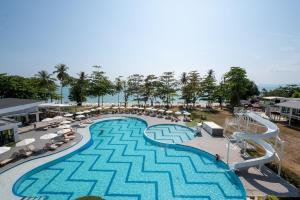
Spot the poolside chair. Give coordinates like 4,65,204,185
65,135,75,140
28,145,39,154
0,152,20,167
44,143,58,151
19,149,33,157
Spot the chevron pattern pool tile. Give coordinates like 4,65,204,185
14,118,245,200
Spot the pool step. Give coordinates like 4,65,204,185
21,196,45,200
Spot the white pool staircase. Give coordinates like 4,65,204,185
229,111,282,171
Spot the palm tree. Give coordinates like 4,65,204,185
53,64,69,103
35,70,56,101
114,76,123,106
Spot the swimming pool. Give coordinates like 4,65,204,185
145,124,196,144
13,117,245,200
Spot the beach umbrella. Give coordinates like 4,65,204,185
83,110,90,114
53,116,64,120
175,111,182,115
138,107,144,110
146,107,153,111
60,120,71,124
58,124,71,129
96,107,102,110
57,129,71,134
76,114,85,119
42,118,53,122
16,138,35,147
112,106,119,109
158,109,165,113
90,109,96,112
183,112,191,116
64,113,73,117
166,110,173,114
151,108,157,112
104,106,110,109
40,133,58,140
132,106,139,109
0,147,11,155
76,111,84,115
120,106,125,109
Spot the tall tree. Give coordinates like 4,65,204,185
142,75,158,106
114,76,123,106
180,71,201,107
53,64,69,104
69,72,89,106
35,70,57,101
127,74,144,106
89,66,113,107
202,69,216,107
122,80,130,107
158,72,178,108
224,67,258,108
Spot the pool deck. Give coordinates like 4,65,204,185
0,114,298,199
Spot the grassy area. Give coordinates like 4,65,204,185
184,108,300,190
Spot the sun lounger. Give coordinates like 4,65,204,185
65,135,75,140
28,145,39,154
19,149,33,157
44,143,58,151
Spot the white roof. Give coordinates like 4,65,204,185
203,121,222,129
277,100,300,109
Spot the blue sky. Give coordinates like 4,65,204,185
0,0,300,85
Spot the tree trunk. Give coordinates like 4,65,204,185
118,93,120,106
61,84,63,104
97,96,100,107
101,96,104,106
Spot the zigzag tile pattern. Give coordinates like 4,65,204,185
15,118,245,200
145,124,196,144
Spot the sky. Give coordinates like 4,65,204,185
0,0,300,86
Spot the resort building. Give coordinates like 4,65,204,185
0,117,19,146
0,98,43,124
277,100,300,126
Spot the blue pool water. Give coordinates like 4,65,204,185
14,117,245,200
145,124,195,144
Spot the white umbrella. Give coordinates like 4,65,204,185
90,109,96,112
120,106,125,109
60,120,71,124
96,107,103,110
183,112,191,116
158,109,165,113
76,111,84,115
151,108,157,112
76,115,85,119
57,129,71,134
166,110,173,114
40,133,58,140
64,113,73,117
112,106,119,109
0,146,11,155
83,110,90,114
146,107,153,111
16,138,35,147
58,124,71,129
133,106,139,109
104,106,110,109
42,118,53,122
138,107,144,110
53,116,63,120
175,111,182,115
